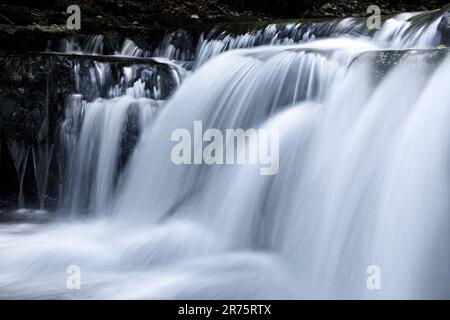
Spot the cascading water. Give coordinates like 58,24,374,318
1,9,450,299
7,140,30,209
52,8,445,68
63,94,160,216
114,39,371,222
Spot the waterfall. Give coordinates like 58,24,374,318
114,39,373,222
63,94,159,215
32,144,54,210
372,12,442,48
1,9,450,299
57,52,183,214
6,140,30,209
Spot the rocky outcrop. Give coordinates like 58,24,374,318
221,0,446,17
350,48,450,81
438,11,450,45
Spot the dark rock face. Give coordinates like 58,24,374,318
170,30,195,52
438,11,450,45
0,55,72,176
222,0,448,17
0,54,70,207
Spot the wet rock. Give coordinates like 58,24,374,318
438,11,450,45
0,54,70,144
352,48,450,81
170,29,194,52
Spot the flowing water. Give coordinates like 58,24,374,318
6,140,30,209
1,11,450,299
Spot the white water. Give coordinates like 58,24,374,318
55,9,444,66
62,95,159,216
1,11,450,299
